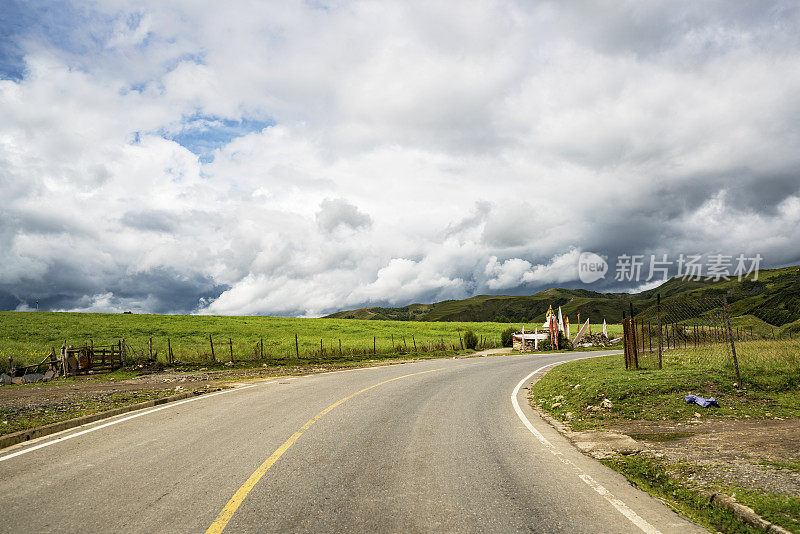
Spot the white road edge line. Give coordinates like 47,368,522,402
0,383,262,463
511,357,661,534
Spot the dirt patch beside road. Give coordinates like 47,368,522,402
611,418,800,498
0,365,306,437
0,379,229,437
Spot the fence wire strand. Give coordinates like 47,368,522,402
624,291,800,387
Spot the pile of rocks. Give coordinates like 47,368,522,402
576,333,615,346
0,369,56,386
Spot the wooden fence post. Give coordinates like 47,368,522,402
373,336,376,355
149,337,153,361
209,334,215,362
229,338,234,362
412,334,417,352
295,334,300,359
260,337,264,359
167,338,173,364
339,339,342,356
48,347,57,373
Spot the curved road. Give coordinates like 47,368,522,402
0,351,705,533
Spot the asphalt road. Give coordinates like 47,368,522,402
0,350,706,533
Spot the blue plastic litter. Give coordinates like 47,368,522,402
685,394,720,408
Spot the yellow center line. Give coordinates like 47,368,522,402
205,367,444,534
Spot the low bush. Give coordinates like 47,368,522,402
463,330,478,349
501,327,515,347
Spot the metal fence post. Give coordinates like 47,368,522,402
622,311,629,369
722,296,742,386
656,293,663,370
628,302,639,369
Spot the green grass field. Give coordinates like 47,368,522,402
531,339,800,429
3,312,610,369
0,312,627,369
631,338,800,390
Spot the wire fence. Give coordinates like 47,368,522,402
3,331,502,378
623,292,800,386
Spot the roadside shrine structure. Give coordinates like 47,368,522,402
512,305,596,352
512,305,558,351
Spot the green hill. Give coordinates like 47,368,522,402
326,265,800,327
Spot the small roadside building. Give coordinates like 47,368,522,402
512,331,549,351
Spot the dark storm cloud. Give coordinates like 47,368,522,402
1,263,228,314
723,171,800,214
121,210,180,232
107,268,230,313
316,198,372,233
552,1,800,59
445,201,491,237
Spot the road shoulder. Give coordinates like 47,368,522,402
529,355,798,534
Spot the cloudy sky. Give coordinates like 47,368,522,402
1,1,799,316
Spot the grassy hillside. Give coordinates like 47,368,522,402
327,289,637,323
633,266,800,335
326,266,800,328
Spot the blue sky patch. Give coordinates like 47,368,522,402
162,115,274,163
0,0,115,80
0,0,38,80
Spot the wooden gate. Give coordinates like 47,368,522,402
61,342,125,376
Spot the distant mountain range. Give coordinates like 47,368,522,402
326,266,800,331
